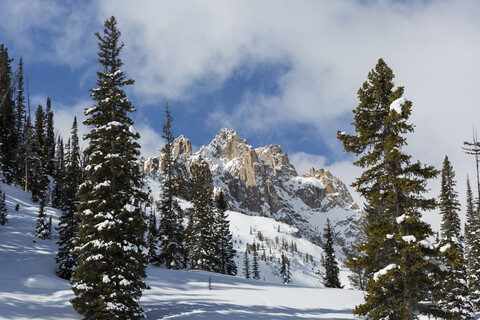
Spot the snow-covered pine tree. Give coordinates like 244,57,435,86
71,16,148,320
185,160,217,271
0,187,7,226
35,200,49,239
0,44,16,184
465,177,480,311
215,191,237,275
338,58,442,319
55,118,82,280
437,156,474,319
30,105,46,203
51,136,65,209
321,218,341,288
280,253,291,284
14,57,26,187
146,207,159,263
157,103,184,269
252,241,260,280
243,251,250,279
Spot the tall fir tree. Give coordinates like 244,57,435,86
157,103,184,269
51,136,65,209
30,105,46,202
146,208,159,263
437,156,474,319
338,58,442,319
243,251,250,279
71,16,148,320
214,191,237,275
14,57,26,186
45,97,55,176
465,177,480,310
35,200,50,239
0,187,7,226
280,253,291,284
321,218,342,288
55,118,83,280
0,44,16,183
252,241,260,280
185,160,218,271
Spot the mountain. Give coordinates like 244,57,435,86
142,128,362,246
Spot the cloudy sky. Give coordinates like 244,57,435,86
2,0,480,220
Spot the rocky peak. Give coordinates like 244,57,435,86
255,145,297,177
173,135,192,159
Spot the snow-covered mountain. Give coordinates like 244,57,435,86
0,181,364,319
143,128,362,245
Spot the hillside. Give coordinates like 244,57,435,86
0,182,365,319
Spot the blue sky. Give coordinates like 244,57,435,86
2,0,480,211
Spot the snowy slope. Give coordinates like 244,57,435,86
0,182,366,319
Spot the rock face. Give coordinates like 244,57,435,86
143,128,361,244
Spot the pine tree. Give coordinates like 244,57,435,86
146,208,159,263
252,241,260,280
55,118,82,280
0,188,7,226
465,177,480,310
243,251,250,279
71,16,148,320
214,191,237,275
14,57,26,187
35,200,50,239
185,160,217,271
45,97,55,176
51,136,65,209
157,103,184,269
0,44,16,183
338,59,442,319
436,156,474,319
280,253,291,284
30,105,46,202
321,218,341,288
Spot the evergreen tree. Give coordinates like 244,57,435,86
14,57,26,186
252,241,260,280
0,44,16,183
338,59,442,319
71,16,148,320
22,104,35,193
45,98,55,176
465,177,480,310
243,251,250,279
185,160,217,271
35,200,50,239
214,191,237,275
30,105,46,202
51,136,65,209
321,218,341,288
437,156,474,319
157,103,184,269
280,253,291,284
0,188,7,226
55,118,82,280
146,208,159,263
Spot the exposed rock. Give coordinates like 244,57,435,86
142,128,361,244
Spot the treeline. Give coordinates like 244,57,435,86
340,58,480,319
0,17,237,320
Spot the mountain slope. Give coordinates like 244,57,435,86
0,181,365,319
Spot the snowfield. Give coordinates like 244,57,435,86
0,182,365,319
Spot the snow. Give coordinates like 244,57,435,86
396,214,407,224
390,97,407,113
373,264,399,281
440,243,451,253
402,235,416,243
0,181,367,319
